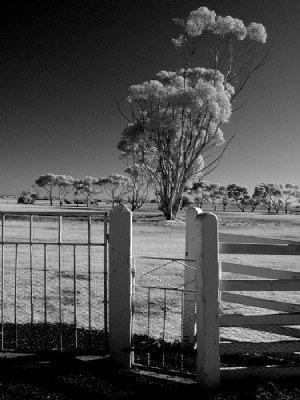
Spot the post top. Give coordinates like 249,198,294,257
110,202,132,214
196,211,218,221
186,206,203,217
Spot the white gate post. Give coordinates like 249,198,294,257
109,203,133,368
183,207,203,347
195,212,220,387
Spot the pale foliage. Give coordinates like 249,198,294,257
55,175,74,205
119,6,267,219
172,7,266,43
124,164,151,211
254,183,283,214
98,174,132,208
74,176,99,207
35,173,57,205
227,183,251,212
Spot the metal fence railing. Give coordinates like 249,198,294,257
0,210,108,354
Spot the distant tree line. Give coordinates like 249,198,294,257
18,173,300,215
18,172,151,211
182,182,300,214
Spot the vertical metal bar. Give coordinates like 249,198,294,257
103,213,108,352
162,289,167,368
147,288,151,367
44,244,47,351
58,215,62,351
130,259,136,365
14,244,18,349
180,290,184,373
88,215,92,348
29,215,33,350
73,245,77,350
1,214,5,351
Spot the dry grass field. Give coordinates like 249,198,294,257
0,201,300,398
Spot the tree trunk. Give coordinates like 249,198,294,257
162,202,174,220
131,194,137,211
162,199,174,220
160,174,185,220
162,197,181,220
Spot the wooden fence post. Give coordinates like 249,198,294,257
109,203,132,368
183,207,203,347
195,212,220,387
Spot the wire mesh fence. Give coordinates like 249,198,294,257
131,256,197,375
132,254,300,379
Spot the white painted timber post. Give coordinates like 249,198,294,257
195,212,220,387
109,203,133,369
183,207,203,347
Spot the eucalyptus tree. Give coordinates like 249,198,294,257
55,175,74,205
118,133,153,211
35,173,57,206
73,177,99,207
205,183,222,211
254,183,283,214
227,183,251,212
219,185,230,212
124,165,151,211
248,195,261,212
118,6,267,219
98,174,132,208
280,183,300,214
190,179,210,208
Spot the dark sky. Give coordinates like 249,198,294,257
2,0,300,194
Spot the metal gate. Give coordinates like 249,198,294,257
0,209,108,354
131,256,197,376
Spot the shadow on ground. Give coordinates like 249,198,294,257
0,353,196,399
0,353,300,399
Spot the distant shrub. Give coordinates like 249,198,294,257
17,191,37,204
